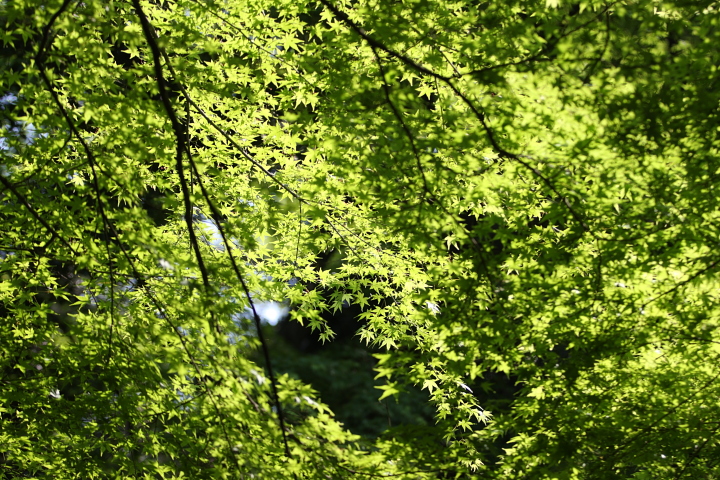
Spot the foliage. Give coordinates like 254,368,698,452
2,0,720,478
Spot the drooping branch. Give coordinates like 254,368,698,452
318,0,591,233
132,0,213,305
132,0,292,458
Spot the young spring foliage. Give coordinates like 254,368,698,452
1,0,720,477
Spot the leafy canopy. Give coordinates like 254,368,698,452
1,0,720,478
